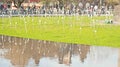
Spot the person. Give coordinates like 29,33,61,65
0,4,4,11
88,5,94,17
101,5,105,14
85,2,90,15
94,5,98,16
78,2,83,15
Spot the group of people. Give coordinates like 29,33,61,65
0,2,114,16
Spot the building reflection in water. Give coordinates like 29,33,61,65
0,35,119,67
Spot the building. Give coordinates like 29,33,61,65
24,0,40,3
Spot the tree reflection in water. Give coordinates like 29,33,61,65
0,35,90,66
0,35,119,67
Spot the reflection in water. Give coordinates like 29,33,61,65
118,50,120,67
0,35,119,67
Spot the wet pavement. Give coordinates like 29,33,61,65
0,35,120,67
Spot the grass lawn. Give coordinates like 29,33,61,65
0,16,120,47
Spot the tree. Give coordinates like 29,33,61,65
12,0,25,8
105,0,119,5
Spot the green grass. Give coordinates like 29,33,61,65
0,16,120,47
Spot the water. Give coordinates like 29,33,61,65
0,35,119,67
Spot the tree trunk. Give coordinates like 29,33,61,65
12,0,25,8
114,5,120,24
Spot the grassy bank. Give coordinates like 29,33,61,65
0,16,120,47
